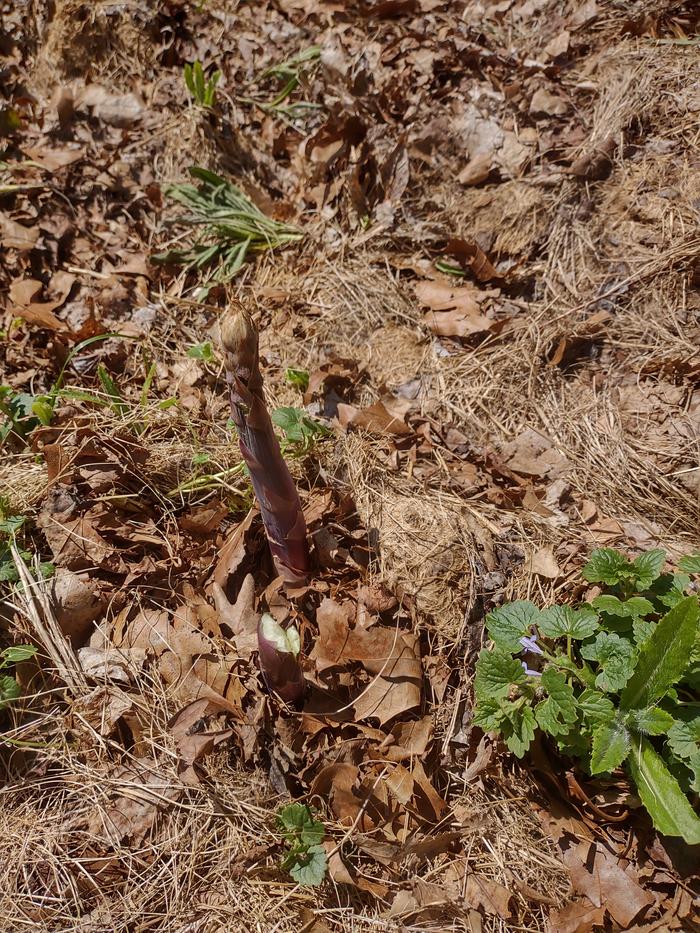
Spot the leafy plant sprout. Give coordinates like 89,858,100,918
183,60,221,108
153,167,303,291
277,803,327,885
240,46,323,123
473,547,700,844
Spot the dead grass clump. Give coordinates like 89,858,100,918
437,181,549,261
32,0,159,92
336,434,481,640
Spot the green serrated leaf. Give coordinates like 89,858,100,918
472,696,507,731
679,554,700,574
626,707,674,735
667,713,700,760
539,605,599,640
592,595,654,618
501,703,536,758
473,649,526,702
581,548,634,585
632,549,666,589
278,803,313,831
591,718,631,773
620,596,699,711
535,668,577,737
648,573,690,609
187,341,216,362
285,368,310,392
485,600,540,652
632,617,656,646
578,688,616,724
288,844,327,886
581,632,637,693
627,736,700,844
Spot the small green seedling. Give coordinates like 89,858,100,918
184,60,221,108
252,46,322,120
187,341,217,363
0,499,54,584
271,406,330,453
277,803,327,886
474,547,700,844
0,644,37,709
285,368,309,392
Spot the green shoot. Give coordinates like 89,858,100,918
184,60,221,109
285,368,309,392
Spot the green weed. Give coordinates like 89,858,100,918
184,60,221,108
154,167,303,291
474,547,700,844
277,803,327,886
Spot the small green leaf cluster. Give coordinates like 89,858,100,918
271,406,330,453
0,644,37,709
187,341,217,363
473,547,700,844
183,60,221,108
277,803,327,885
0,498,54,585
285,368,310,393
0,385,53,443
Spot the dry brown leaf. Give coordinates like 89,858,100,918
562,841,654,928
530,88,569,117
51,567,103,646
311,763,361,824
9,278,42,304
0,215,39,251
464,873,513,919
546,898,607,933
544,29,570,58
311,598,421,723
387,717,433,761
446,237,499,282
71,685,133,736
79,85,143,127
38,511,115,570
527,546,561,579
410,759,447,821
458,151,492,185
385,762,414,805
168,697,235,780
337,400,412,436
212,509,257,591
415,280,483,315
501,427,571,479
78,646,146,685
212,573,259,659
86,757,180,845
23,145,85,170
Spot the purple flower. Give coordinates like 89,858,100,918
521,661,542,678
519,634,543,656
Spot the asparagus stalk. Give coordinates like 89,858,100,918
220,306,311,586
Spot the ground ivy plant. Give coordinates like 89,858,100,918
473,547,700,844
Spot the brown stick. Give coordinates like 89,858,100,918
220,306,310,585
